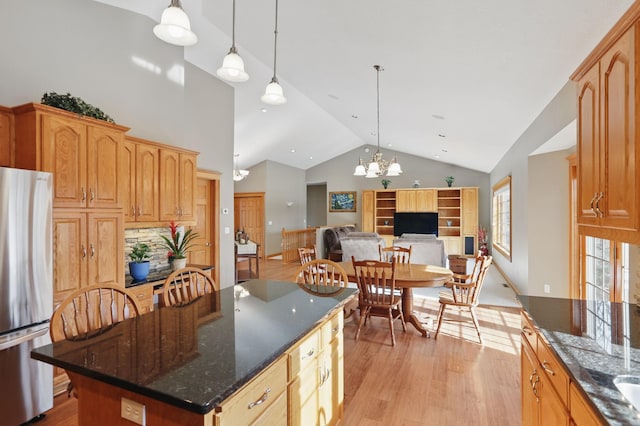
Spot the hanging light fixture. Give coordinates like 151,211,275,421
261,0,286,105
216,0,249,82
153,0,198,47
233,154,250,181
354,65,402,178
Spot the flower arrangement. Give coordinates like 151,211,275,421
159,221,199,259
478,225,489,256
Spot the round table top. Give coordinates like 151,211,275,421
338,261,452,288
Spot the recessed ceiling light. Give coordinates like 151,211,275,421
435,154,440,159
387,143,393,147
432,114,445,120
309,156,313,160
260,108,268,113
290,149,296,153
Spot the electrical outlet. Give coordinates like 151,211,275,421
121,397,146,425
544,284,551,294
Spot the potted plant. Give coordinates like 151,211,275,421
444,176,455,187
159,221,199,271
381,178,391,189
129,243,151,281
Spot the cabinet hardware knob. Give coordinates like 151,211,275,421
522,326,534,335
82,187,86,202
589,192,597,213
247,388,270,409
81,245,87,259
594,192,604,218
90,244,95,259
131,206,136,216
301,348,315,360
89,188,94,202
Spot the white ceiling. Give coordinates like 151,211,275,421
98,0,634,173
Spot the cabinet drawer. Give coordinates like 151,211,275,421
289,329,321,379
537,337,569,406
129,285,154,314
521,312,537,353
250,390,287,426
321,311,343,346
217,355,287,425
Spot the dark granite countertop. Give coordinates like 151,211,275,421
518,296,640,425
32,280,356,415
124,264,214,288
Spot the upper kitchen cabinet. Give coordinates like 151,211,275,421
0,106,13,167
123,137,160,224
573,18,640,242
159,148,197,224
12,103,128,209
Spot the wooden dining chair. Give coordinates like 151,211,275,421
293,259,349,296
379,245,412,264
49,283,142,397
351,257,406,346
297,246,318,265
434,255,493,343
162,267,218,307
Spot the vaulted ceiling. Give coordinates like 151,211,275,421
98,0,634,173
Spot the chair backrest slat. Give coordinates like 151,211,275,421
163,267,218,307
293,259,349,296
352,258,397,307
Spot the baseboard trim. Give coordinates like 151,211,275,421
491,262,521,296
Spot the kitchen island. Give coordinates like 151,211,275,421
32,280,356,425
519,296,640,425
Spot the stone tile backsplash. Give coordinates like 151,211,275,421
124,227,173,276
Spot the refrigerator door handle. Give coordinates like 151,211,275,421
0,324,49,351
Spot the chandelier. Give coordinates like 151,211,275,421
354,65,402,178
233,154,250,181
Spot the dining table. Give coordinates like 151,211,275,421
338,261,453,337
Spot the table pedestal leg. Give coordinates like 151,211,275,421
401,288,431,338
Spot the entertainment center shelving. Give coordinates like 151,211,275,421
361,187,479,256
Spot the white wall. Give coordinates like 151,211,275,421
527,149,573,297
489,81,576,294
0,0,237,286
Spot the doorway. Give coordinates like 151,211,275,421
234,192,265,258
192,171,220,285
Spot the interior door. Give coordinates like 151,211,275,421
234,192,265,258
191,172,220,285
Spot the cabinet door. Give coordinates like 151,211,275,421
86,126,123,208
122,140,136,222
42,114,87,208
87,212,123,286
539,370,570,426
136,144,160,222
440,236,461,256
415,189,436,211
159,149,180,221
521,341,539,426
361,190,375,232
318,336,343,426
179,153,197,222
600,28,637,231
53,212,87,305
396,190,416,212
461,188,478,235
0,107,12,167
577,64,600,225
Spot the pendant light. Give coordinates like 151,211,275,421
261,0,286,105
153,0,198,47
233,154,250,181
354,65,402,178
217,0,249,82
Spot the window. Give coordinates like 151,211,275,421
492,175,511,261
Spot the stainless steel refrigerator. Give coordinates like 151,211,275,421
0,167,53,425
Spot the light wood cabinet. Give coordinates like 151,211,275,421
123,137,160,223
521,312,604,426
52,210,124,307
0,106,13,167
159,149,197,224
396,189,436,212
575,23,640,241
13,103,128,209
361,187,479,255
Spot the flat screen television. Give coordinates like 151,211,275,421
393,212,438,237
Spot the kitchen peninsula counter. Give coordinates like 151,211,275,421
32,280,356,424
519,296,640,425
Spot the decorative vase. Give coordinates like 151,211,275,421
172,257,187,271
129,261,150,281
447,182,452,187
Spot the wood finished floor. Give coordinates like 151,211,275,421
36,258,521,425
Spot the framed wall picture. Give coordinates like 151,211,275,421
329,191,357,212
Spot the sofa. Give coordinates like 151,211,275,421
321,225,356,260
393,233,446,267
340,233,386,262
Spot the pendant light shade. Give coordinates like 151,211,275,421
217,0,249,82
262,0,286,105
153,0,198,47
233,154,250,181
353,65,402,177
